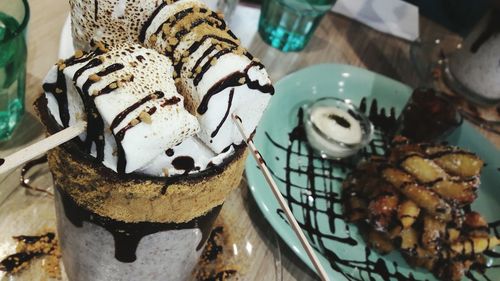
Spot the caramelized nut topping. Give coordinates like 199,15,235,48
139,111,153,124
89,74,101,82
74,49,84,59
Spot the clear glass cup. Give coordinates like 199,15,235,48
0,0,28,141
217,0,239,20
396,88,463,143
258,0,336,52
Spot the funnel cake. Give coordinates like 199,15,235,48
342,139,497,281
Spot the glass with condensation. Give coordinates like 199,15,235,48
0,0,29,140
258,0,336,52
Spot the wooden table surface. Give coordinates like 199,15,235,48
0,0,499,281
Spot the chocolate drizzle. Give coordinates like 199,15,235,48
42,70,70,127
110,91,164,131
0,158,4,166
57,187,221,263
172,156,196,174
20,155,52,195
73,58,106,162
263,98,463,280
262,97,500,280
211,88,234,138
82,62,125,98
151,8,226,60
360,97,397,133
328,114,351,128
197,62,274,115
139,1,167,42
161,96,181,107
0,232,58,275
94,0,99,20
192,46,235,86
110,91,163,174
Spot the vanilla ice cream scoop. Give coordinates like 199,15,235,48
141,0,274,153
69,0,164,51
42,44,199,173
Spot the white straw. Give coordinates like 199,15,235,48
232,114,330,281
0,122,86,174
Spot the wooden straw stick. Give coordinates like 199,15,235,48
0,122,86,174
232,114,330,281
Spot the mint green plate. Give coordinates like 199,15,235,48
245,64,500,281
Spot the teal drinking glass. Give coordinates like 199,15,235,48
0,0,29,141
258,0,336,52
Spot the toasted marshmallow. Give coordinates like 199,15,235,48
43,44,200,174
69,0,163,51
142,0,274,153
138,136,236,177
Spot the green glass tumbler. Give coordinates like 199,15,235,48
258,0,336,52
0,0,29,141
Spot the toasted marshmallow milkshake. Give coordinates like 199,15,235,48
38,0,274,280
448,6,500,103
38,46,250,280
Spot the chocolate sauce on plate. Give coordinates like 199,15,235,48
261,98,500,280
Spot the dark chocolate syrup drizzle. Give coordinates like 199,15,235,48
174,34,239,77
328,114,351,128
161,96,181,107
197,62,274,116
0,252,41,273
153,9,227,62
0,233,56,274
57,186,221,263
42,70,70,127
264,98,497,280
0,158,4,167
73,58,106,162
211,88,234,138
20,155,52,196
139,1,167,43
110,91,164,131
94,0,99,20
172,156,196,174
